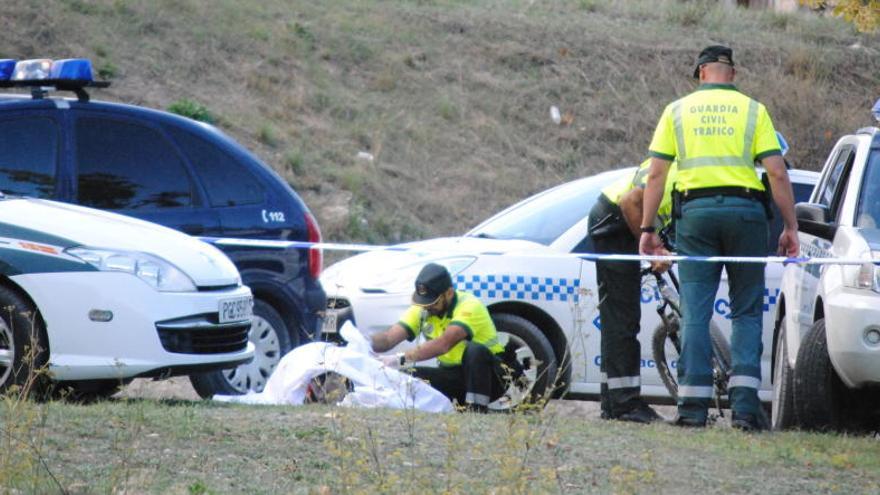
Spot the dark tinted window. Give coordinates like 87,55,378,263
0,117,58,198
856,152,880,229
168,127,264,207
818,147,853,211
76,118,193,210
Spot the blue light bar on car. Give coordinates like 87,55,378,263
0,57,109,100
873,98,880,123
775,131,789,156
11,59,53,81
10,58,95,83
49,59,94,81
0,60,15,81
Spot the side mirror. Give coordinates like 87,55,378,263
795,202,837,240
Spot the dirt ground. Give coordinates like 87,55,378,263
117,377,679,420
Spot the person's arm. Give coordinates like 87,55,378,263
763,154,800,257
618,187,644,239
371,324,411,353
403,325,468,363
639,157,671,255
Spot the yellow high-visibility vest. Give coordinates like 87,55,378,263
648,84,781,192
397,291,503,367
601,159,678,228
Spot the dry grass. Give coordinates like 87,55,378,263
1,0,877,244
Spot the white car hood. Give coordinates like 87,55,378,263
321,236,552,294
0,198,239,286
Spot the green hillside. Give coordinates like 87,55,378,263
4,0,878,243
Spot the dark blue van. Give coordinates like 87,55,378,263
0,59,326,397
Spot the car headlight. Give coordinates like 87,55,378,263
67,247,197,292
845,251,880,293
361,256,477,294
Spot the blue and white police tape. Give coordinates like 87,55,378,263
201,237,880,266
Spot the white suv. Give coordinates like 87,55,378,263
773,125,880,430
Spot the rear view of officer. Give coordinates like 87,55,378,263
640,45,798,431
588,158,677,423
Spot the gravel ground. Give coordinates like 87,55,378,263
118,377,680,421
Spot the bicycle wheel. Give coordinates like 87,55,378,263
652,318,731,402
651,317,682,401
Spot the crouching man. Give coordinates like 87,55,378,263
371,263,509,412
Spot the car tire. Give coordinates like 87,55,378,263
190,299,292,398
793,318,848,431
490,313,557,411
771,319,797,430
0,285,49,396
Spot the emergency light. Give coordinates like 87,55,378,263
0,58,109,101
0,59,15,81
873,98,880,123
775,131,789,157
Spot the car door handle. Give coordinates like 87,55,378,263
180,224,205,235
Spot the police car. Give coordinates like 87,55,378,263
0,182,254,398
322,166,819,404
773,108,880,431
0,58,325,397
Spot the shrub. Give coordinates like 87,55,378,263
167,99,216,124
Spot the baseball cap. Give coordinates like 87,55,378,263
693,45,734,78
412,263,452,305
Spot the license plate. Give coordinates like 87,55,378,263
322,311,338,334
219,296,253,323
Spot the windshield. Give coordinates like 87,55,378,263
466,169,627,245
856,150,880,229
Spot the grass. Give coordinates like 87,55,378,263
3,0,878,244
1,397,879,494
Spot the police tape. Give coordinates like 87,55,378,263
202,237,880,266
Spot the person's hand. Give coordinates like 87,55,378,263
651,247,673,273
778,227,799,258
639,232,663,256
378,353,403,369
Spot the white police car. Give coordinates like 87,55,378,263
0,193,255,398
322,167,818,404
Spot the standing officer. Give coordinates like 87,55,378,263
589,159,676,423
639,45,798,430
370,263,509,412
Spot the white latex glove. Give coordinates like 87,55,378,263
378,353,403,369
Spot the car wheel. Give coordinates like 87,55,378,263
793,318,847,431
771,319,797,430
0,286,48,395
190,299,292,398
489,313,557,411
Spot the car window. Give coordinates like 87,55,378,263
817,147,852,210
855,151,880,229
76,118,194,210
467,172,620,245
167,126,264,207
0,117,58,198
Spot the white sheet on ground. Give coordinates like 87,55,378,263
213,321,453,413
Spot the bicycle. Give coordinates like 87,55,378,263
643,266,732,418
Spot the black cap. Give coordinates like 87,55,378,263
412,263,452,305
693,45,734,78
